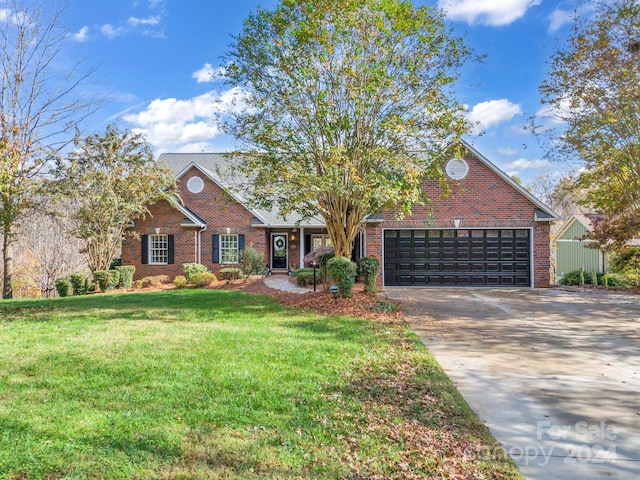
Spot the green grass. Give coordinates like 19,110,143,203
0,290,522,479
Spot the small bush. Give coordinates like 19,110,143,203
559,268,607,286
140,275,171,288
328,256,357,298
239,244,265,277
94,271,110,292
220,268,243,282
68,273,87,296
109,257,122,270
317,251,335,292
115,265,135,289
174,275,188,289
358,257,380,294
107,270,120,290
291,268,314,276
610,246,640,286
293,271,317,287
183,263,209,282
55,278,71,297
133,279,143,289
189,272,217,288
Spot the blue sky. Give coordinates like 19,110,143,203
64,0,590,184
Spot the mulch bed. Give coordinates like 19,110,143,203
211,276,403,323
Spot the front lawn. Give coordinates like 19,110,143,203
0,290,522,479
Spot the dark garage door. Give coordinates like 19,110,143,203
384,229,531,287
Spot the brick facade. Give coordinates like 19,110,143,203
122,149,555,287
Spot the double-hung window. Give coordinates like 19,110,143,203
220,234,239,264
149,234,169,265
311,234,333,251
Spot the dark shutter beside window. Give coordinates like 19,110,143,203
304,234,311,255
238,234,245,252
168,235,175,264
141,235,149,264
212,234,219,263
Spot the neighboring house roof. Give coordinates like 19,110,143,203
554,213,600,241
459,139,559,221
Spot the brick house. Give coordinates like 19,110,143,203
122,141,558,287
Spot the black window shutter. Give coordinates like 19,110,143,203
304,234,311,255
212,234,219,263
141,235,149,264
168,235,175,264
238,234,245,252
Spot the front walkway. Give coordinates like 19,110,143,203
263,275,310,294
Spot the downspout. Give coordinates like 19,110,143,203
198,225,207,264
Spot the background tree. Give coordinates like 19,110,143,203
48,126,177,273
527,172,587,220
538,0,640,249
12,212,87,298
223,0,472,257
0,0,95,299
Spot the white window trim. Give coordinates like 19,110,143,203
220,233,239,264
149,234,169,265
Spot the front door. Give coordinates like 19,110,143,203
271,233,288,269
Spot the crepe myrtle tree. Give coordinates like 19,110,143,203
222,0,474,258
48,125,178,273
538,0,640,249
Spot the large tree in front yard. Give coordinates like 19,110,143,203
538,0,640,249
48,126,177,273
223,0,473,257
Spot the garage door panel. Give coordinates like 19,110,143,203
384,229,531,287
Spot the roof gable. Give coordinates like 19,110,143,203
459,140,559,221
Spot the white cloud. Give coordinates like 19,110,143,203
497,146,518,155
127,15,161,27
148,0,164,8
438,0,541,26
548,9,573,33
505,157,552,175
101,24,122,39
192,63,227,83
72,26,89,42
123,88,249,151
467,99,522,133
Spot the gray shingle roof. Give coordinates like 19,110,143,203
158,152,326,227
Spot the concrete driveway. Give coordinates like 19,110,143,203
384,287,640,480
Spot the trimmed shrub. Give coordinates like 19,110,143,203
190,272,217,288
220,268,243,282
291,268,314,276
183,263,209,282
68,273,87,296
94,271,110,292
174,275,188,289
239,244,265,277
115,265,135,289
55,278,71,297
107,270,120,290
133,279,143,289
358,257,380,294
140,275,171,288
296,270,323,287
109,257,122,269
328,256,357,298
317,251,335,292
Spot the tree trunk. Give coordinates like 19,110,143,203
2,231,13,299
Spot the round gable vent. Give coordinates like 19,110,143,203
445,158,469,180
187,176,204,193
